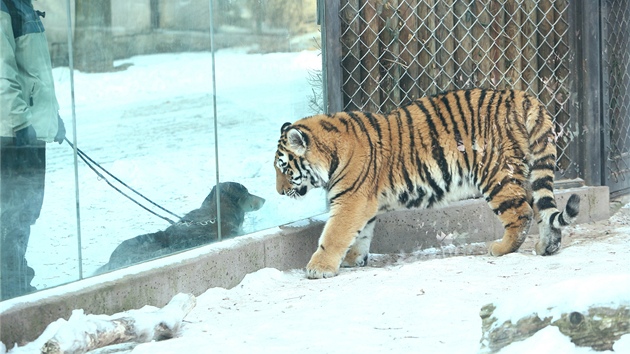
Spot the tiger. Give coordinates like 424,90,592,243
274,88,581,279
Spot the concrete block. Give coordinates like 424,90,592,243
371,186,610,253
264,222,322,271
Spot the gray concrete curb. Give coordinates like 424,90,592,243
372,186,610,253
0,186,609,347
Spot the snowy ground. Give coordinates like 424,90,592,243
6,200,629,354
25,48,327,289
128,202,630,354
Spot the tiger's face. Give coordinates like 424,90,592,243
275,122,325,199
275,149,312,198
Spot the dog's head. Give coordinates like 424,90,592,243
193,182,265,237
201,182,265,213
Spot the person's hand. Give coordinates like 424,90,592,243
15,125,38,146
54,115,66,144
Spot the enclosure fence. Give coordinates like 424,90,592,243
602,0,630,196
321,0,630,196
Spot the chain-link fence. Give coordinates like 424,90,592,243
335,0,576,176
602,0,630,195
321,0,630,193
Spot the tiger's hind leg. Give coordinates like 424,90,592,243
486,183,534,256
341,217,376,268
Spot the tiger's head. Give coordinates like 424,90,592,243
275,122,327,199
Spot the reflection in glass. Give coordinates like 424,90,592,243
5,0,324,298
0,0,72,301
213,0,326,234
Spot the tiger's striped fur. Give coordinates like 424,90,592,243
275,88,580,279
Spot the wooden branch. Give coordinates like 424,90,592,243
479,303,630,353
81,342,139,354
38,293,196,354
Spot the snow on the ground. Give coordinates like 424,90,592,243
133,205,630,354
7,199,628,353
6,204,629,354
54,203,627,354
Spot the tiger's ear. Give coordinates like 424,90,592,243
281,122,292,132
287,128,308,155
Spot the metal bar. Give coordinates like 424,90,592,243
575,0,604,186
601,0,630,195
323,0,343,113
209,0,222,241
600,0,613,191
65,0,83,280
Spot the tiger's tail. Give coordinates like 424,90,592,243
525,96,580,255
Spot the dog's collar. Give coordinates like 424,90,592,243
174,218,216,227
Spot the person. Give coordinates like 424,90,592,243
1,0,65,300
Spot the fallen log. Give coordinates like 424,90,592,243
480,303,629,352
479,274,630,353
7,293,195,354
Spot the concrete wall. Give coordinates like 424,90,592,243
371,186,610,253
0,186,609,347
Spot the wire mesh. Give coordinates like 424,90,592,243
339,0,575,175
603,0,630,193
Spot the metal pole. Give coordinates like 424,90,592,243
322,0,343,113
575,0,604,187
66,0,83,279
209,0,222,241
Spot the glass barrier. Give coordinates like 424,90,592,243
1,0,324,301
212,0,327,233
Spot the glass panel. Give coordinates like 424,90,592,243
70,1,219,277
2,0,325,302
214,0,326,235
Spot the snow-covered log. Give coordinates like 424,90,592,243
41,293,196,354
478,274,630,353
7,293,195,354
479,303,629,352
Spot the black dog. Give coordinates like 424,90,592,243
95,182,265,274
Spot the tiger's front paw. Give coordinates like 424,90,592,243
488,240,513,256
305,251,339,279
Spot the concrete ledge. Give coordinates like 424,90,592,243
372,186,610,253
0,222,324,347
0,186,609,347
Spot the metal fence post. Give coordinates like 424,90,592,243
574,0,604,187
321,0,343,113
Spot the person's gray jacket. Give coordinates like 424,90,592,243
0,0,60,142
